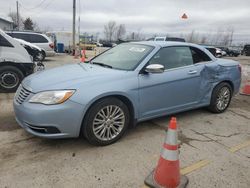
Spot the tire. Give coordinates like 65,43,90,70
38,51,46,61
208,82,232,113
36,51,45,62
0,66,24,92
82,97,130,146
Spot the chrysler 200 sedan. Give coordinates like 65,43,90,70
13,41,241,145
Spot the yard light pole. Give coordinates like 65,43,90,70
16,1,19,30
72,0,76,55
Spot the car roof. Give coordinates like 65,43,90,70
6,31,44,36
130,41,217,61
131,41,202,48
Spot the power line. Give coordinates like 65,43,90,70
19,0,56,16
19,0,48,11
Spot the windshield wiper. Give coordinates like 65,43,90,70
91,62,113,69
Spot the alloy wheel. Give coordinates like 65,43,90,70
216,86,231,111
92,105,125,141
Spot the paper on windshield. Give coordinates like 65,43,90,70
129,47,146,52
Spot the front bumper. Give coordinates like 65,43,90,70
13,96,85,139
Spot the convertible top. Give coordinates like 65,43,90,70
131,41,217,61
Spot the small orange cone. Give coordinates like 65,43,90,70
80,49,86,63
144,117,188,188
240,80,250,95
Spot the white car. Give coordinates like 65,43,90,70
6,31,55,61
0,29,35,92
94,42,103,47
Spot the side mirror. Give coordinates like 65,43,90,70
145,64,164,74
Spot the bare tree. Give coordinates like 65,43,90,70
104,21,117,42
8,12,24,30
186,30,200,43
32,21,40,32
127,29,145,41
200,35,207,44
115,24,126,41
211,27,234,46
187,30,195,43
227,27,234,46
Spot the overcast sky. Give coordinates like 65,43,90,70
1,0,250,43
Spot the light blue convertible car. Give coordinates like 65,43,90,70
13,41,241,145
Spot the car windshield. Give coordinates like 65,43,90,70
90,43,153,70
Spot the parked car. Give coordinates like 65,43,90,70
215,48,226,57
202,45,223,58
94,42,103,47
6,31,55,61
0,29,35,92
241,44,250,56
102,41,117,48
201,45,217,57
14,38,44,62
14,41,241,146
154,37,186,42
218,47,240,57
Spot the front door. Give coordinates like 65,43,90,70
138,46,207,119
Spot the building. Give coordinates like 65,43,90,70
0,16,14,30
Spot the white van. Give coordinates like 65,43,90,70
6,31,55,61
0,29,35,92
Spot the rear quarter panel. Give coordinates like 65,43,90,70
215,59,241,94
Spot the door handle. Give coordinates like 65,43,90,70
188,70,197,74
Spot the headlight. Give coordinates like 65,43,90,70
29,90,75,105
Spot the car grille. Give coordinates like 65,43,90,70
15,85,31,104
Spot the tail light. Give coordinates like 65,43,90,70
49,43,54,49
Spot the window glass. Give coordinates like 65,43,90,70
10,33,30,42
7,33,48,43
190,47,211,63
91,43,153,70
29,34,48,43
148,46,193,69
0,35,13,47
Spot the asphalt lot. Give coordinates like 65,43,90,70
0,52,250,188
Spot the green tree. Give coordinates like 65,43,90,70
23,17,34,30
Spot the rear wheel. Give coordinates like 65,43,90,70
208,82,232,113
0,66,24,92
82,97,130,146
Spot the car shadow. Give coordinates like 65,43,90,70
31,108,210,149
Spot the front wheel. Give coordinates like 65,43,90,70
0,66,24,92
208,82,232,113
82,97,130,146
36,51,46,61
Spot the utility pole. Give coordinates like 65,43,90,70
16,1,19,30
72,0,76,55
78,0,80,45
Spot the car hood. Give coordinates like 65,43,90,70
22,63,129,93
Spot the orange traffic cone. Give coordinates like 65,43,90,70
240,80,250,95
144,117,188,188
80,49,85,63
